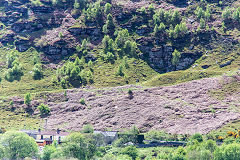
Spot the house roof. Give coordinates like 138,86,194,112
38,131,70,136
21,130,70,136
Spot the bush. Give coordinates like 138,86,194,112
170,146,186,160
42,145,56,160
199,18,206,30
82,124,94,133
38,103,50,117
116,65,124,76
191,133,203,143
187,149,211,160
79,98,86,105
203,139,217,153
24,93,31,106
4,61,24,82
214,143,240,160
33,64,43,80
121,146,138,160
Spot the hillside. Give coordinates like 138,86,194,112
0,0,239,134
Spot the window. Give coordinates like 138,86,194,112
50,136,53,140
41,135,43,139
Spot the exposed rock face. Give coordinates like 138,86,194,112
15,38,30,52
41,46,75,60
11,20,44,33
177,52,202,70
30,6,54,14
0,32,15,44
68,27,103,41
137,37,202,73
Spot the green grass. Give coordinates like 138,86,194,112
0,47,58,98
0,108,42,130
209,120,240,138
143,70,223,86
209,78,240,100
93,57,158,87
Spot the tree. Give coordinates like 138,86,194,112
171,10,181,25
62,133,97,160
103,14,115,33
214,143,240,160
199,18,206,30
222,8,231,22
102,35,114,54
38,103,50,117
115,29,129,48
73,0,86,10
172,49,181,67
196,7,204,19
33,64,43,80
42,144,56,160
0,131,38,159
104,3,111,15
24,93,31,106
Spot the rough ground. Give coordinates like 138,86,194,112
28,75,239,134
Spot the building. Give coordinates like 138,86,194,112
93,131,118,144
21,129,70,146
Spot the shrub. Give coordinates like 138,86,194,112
42,145,56,160
33,64,43,80
116,65,124,76
170,146,186,160
88,60,93,70
79,98,86,105
214,143,240,160
191,133,203,143
187,149,211,160
82,124,94,133
196,7,204,19
24,93,31,106
171,10,181,25
121,146,138,160
38,103,50,117
123,56,129,69
154,22,166,36
4,61,24,82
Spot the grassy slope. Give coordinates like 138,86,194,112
0,0,240,131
